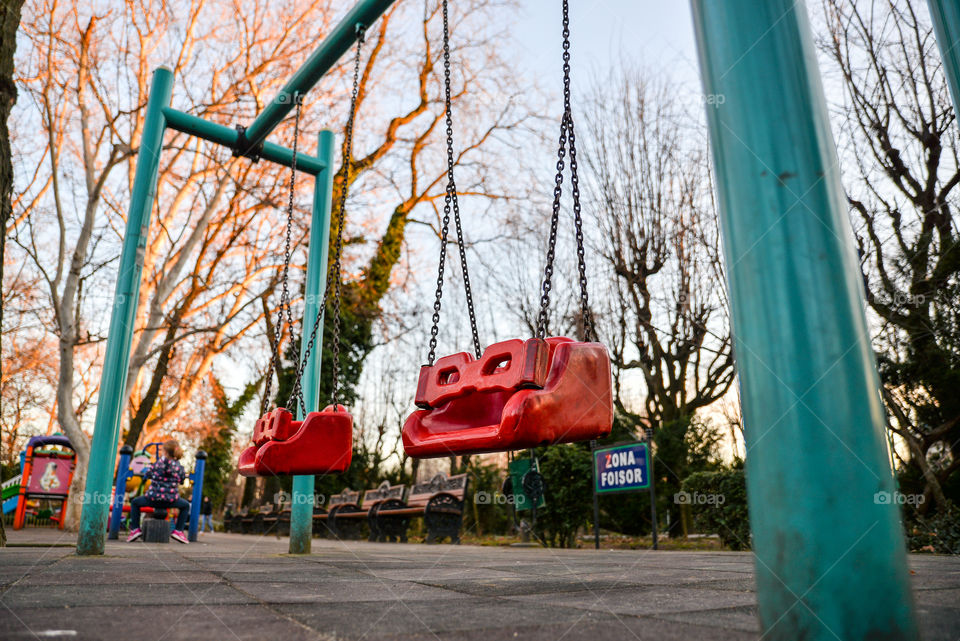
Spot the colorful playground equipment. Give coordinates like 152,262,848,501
106,443,207,542
12,435,76,530
76,0,960,637
1,472,22,516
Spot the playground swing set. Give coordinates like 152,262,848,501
238,0,612,483
73,0,960,639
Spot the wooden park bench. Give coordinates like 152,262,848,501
261,502,290,536
240,510,260,534
313,483,405,540
375,473,468,543
229,511,247,534
313,488,360,538
361,482,406,541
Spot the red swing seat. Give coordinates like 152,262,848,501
238,405,353,477
402,337,613,458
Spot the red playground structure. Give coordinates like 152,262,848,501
13,434,77,530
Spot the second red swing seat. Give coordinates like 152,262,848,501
238,405,353,477
402,337,613,458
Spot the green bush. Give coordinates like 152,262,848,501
462,458,511,536
681,468,751,550
625,416,726,538
533,444,593,548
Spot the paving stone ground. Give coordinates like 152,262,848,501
1,529,957,640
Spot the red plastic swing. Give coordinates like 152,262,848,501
402,0,612,458
236,31,367,478
402,337,612,458
238,406,352,477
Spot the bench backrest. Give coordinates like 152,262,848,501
328,488,360,508
406,473,468,508
361,481,405,506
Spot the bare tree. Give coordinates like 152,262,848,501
583,68,734,432
9,0,533,527
0,0,25,547
1,266,57,464
818,0,960,511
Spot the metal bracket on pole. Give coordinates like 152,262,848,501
232,125,263,162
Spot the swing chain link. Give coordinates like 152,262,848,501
330,24,368,410
261,94,303,415
286,25,365,415
426,0,482,366
536,0,593,342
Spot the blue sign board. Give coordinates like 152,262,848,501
594,442,649,493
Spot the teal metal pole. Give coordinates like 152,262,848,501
244,0,395,145
928,0,960,117
161,108,326,176
77,67,173,555
289,130,336,554
690,2,918,640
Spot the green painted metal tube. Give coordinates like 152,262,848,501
690,2,918,639
76,67,174,555
928,0,960,117
243,0,396,145
162,107,326,175
289,130,337,554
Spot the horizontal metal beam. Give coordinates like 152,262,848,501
243,0,396,145
162,107,326,175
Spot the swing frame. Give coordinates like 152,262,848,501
73,0,960,636
76,0,397,557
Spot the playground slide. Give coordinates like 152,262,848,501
2,474,22,514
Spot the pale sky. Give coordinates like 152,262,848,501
510,1,701,102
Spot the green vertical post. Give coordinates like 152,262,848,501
76,67,173,555
928,0,960,117
289,130,336,554
691,2,918,640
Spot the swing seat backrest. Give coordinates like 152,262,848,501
239,406,353,477
415,338,550,409
252,408,299,446
402,337,613,458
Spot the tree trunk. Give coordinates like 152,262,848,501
0,0,26,547
57,336,91,530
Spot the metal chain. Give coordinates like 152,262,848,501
568,110,594,341
536,0,592,342
425,0,482,366
329,26,367,411
261,96,303,415
286,26,365,415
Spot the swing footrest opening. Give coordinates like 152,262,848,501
402,337,613,458
238,406,353,477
